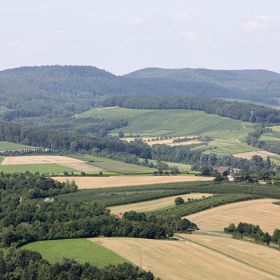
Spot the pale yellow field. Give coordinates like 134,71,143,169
178,234,280,279
234,150,276,159
186,199,280,234
54,175,213,189
1,155,102,172
122,136,201,146
110,193,212,214
90,237,280,280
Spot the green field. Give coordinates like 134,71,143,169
76,107,253,137
22,239,126,267
76,107,257,155
0,141,36,151
0,163,75,175
73,154,155,175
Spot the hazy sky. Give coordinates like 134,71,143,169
1,0,280,74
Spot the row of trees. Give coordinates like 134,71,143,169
224,222,280,246
103,96,280,124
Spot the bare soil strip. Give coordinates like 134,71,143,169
186,199,280,234
54,175,213,189
178,233,280,279
90,237,280,280
110,193,212,214
1,155,103,172
234,150,276,159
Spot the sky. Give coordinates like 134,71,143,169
1,0,280,75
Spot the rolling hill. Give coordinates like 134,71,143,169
0,65,280,121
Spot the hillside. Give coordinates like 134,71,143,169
1,66,280,121
76,107,257,155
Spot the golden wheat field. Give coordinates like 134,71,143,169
54,175,213,189
110,193,212,214
186,199,280,234
90,237,280,280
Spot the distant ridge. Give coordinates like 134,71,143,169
0,65,279,121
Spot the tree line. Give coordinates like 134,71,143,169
0,249,155,280
225,222,280,246
103,96,280,124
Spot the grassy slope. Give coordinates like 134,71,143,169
22,239,126,267
0,163,75,175
76,107,257,155
73,154,155,175
0,141,36,151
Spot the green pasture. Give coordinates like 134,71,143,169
0,163,76,175
22,239,126,267
73,154,155,175
76,107,254,138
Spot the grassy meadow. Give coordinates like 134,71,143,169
0,163,76,175
22,239,126,267
73,154,155,175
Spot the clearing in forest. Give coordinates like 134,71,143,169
186,199,280,234
22,239,126,268
110,193,212,214
1,155,102,172
90,237,280,280
54,175,214,189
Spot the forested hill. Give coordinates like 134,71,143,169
0,65,280,121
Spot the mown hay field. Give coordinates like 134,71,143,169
91,237,280,280
55,175,214,189
110,193,212,214
1,155,102,172
186,199,280,234
178,234,280,279
234,150,277,159
22,239,126,268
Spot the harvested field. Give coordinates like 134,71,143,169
178,233,280,279
186,199,280,234
234,150,276,159
1,155,102,172
91,237,280,280
110,193,212,214
123,136,201,146
54,175,214,189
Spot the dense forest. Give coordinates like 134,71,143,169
0,65,280,121
102,96,280,124
0,174,196,248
